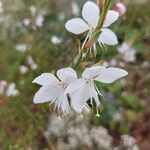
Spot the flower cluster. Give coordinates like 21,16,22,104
33,1,128,116
33,66,127,115
44,114,139,150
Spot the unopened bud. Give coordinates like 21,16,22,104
84,30,101,49
114,2,126,16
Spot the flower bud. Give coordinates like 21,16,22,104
114,2,126,16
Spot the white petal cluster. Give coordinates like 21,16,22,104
66,66,128,113
33,66,127,114
33,67,77,114
65,1,119,46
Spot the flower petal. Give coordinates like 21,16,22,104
65,78,87,94
61,94,70,113
54,89,70,113
57,67,77,84
98,28,118,45
71,84,91,112
95,67,128,84
33,85,60,104
82,66,105,79
82,1,100,26
103,10,119,27
32,73,59,86
65,18,89,34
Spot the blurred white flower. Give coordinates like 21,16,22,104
6,83,19,97
26,56,38,70
121,134,139,149
35,15,44,27
71,1,79,15
51,36,62,44
142,61,149,68
33,67,77,114
114,2,126,16
66,66,128,113
96,59,117,68
0,1,3,13
58,13,65,21
118,42,136,63
19,65,28,74
65,1,119,46
30,5,36,16
132,145,140,150
0,80,8,95
15,43,27,52
45,114,63,137
112,112,122,122
90,126,112,149
45,114,115,149
23,18,30,27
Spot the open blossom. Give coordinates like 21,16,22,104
66,66,128,112
65,1,119,46
33,67,77,114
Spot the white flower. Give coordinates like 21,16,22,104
118,42,136,63
121,134,138,148
30,5,36,16
19,65,29,74
15,43,27,52
35,14,44,27
26,56,38,70
23,18,30,27
65,1,119,46
6,83,19,97
51,36,62,44
71,1,79,16
66,66,128,112
33,67,77,114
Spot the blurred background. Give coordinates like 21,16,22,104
0,0,149,149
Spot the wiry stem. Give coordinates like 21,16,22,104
84,0,111,49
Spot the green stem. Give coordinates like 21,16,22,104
96,0,111,30
73,52,83,69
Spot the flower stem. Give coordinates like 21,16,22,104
73,52,83,69
96,0,111,30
